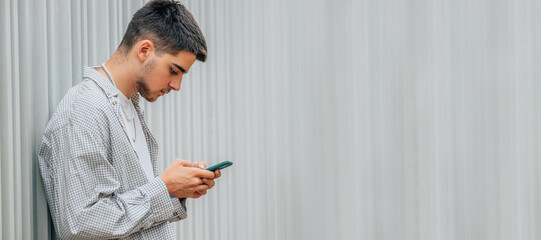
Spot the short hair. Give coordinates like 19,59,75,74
119,0,207,62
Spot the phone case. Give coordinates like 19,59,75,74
206,161,233,171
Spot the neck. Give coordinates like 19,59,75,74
99,52,138,99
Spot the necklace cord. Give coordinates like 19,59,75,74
101,63,137,142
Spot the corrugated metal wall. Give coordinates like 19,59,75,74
1,0,541,239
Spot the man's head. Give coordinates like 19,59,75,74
119,0,207,61
116,0,207,102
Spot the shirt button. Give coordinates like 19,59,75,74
107,93,111,97
112,101,117,105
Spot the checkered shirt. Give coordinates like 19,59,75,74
39,66,187,239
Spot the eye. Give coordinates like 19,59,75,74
170,67,178,75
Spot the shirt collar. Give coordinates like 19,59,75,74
83,66,142,107
83,66,122,99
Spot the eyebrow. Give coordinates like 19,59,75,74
172,63,187,74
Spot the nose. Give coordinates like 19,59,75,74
169,76,183,91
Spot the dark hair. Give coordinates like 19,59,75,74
119,0,207,62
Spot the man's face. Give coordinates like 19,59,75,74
136,51,197,102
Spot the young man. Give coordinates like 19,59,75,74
38,1,219,238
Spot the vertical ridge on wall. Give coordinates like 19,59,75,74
32,0,53,238
1,0,14,238
12,0,22,237
18,0,33,239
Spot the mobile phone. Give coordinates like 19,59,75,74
206,161,233,171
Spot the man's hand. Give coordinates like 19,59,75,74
191,161,222,195
160,159,217,198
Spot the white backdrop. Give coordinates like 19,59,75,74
1,0,541,239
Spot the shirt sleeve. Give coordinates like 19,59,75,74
41,119,182,239
169,198,188,222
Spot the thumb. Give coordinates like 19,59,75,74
192,161,206,169
175,159,192,167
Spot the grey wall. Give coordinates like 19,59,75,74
2,0,541,239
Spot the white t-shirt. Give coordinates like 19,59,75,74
117,93,154,181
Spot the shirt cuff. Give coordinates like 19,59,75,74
170,198,187,222
138,177,176,223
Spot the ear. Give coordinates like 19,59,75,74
136,40,155,63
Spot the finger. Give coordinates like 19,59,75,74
175,159,192,167
191,177,203,186
206,179,215,189
194,184,209,192
214,170,221,178
196,189,208,195
201,178,210,185
200,178,212,186
193,168,216,179
191,162,206,169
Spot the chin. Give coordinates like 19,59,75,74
141,94,158,102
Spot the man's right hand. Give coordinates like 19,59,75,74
160,159,216,198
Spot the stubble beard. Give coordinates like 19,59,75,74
136,78,156,102
136,58,157,102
